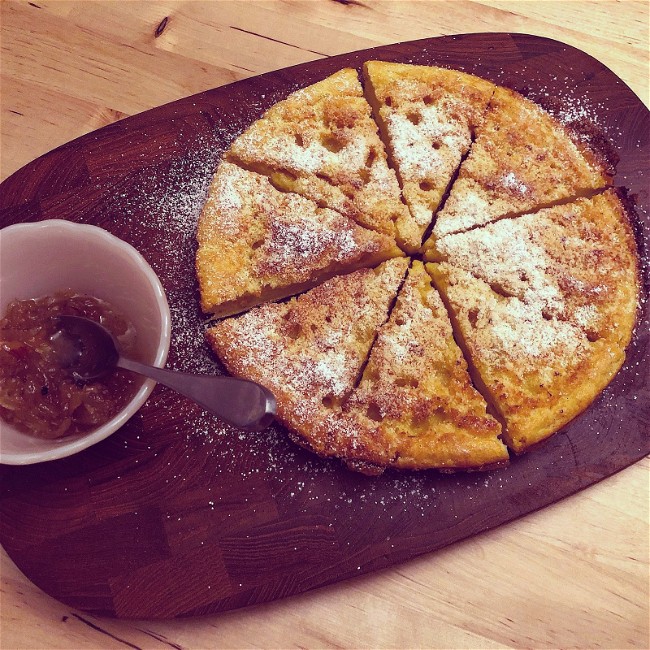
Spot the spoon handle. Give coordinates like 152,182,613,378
117,357,276,431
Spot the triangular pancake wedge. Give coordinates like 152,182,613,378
343,261,508,471
196,162,403,317
226,69,420,252
430,86,613,240
206,258,409,459
428,263,627,453
363,61,495,243
427,190,639,346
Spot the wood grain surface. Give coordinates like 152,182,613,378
1,2,649,648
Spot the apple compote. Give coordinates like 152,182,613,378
0,292,140,439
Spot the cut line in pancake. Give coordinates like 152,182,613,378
196,161,403,317
362,61,496,249
226,68,422,252
428,262,632,453
428,85,613,240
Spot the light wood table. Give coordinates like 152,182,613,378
1,2,648,648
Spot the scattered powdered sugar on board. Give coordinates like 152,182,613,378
95,126,416,505
174,399,521,516
102,130,230,379
166,290,221,375
108,144,220,282
185,418,450,513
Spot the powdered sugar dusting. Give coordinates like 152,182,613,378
436,216,565,316
210,260,407,406
311,351,351,398
434,191,636,338
106,134,220,291
227,70,413,243
433,180,492,236
501,171,529,195
386,106,467,181
377,274,424,365
488,299,585,364
199,161,393,308
260,209,361,275
208,164,245,237
438,264,588,376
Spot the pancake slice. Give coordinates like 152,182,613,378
363,61,495,244
343,261,508,471
428,190,639,347
206,258,409,461
428,262,628,453
196,162,403,317
226,68,420,252
430,86,613,240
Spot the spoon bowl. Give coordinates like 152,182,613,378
53,315,119,381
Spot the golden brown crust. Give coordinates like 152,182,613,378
431,86,613,239
226,69,419,252
196,65,639,474
196,162,403,316
428,262,628,452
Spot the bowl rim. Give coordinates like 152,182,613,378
0,219,172,465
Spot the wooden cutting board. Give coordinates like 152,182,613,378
0,33,648,620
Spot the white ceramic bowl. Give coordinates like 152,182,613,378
0,220,171,464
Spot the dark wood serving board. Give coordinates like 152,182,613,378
1,33,648,620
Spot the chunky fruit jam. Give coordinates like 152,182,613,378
0,292,140,439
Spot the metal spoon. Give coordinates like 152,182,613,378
51,315,276,431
